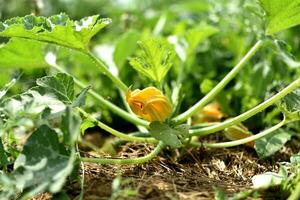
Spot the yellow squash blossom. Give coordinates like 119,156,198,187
126,87,172,122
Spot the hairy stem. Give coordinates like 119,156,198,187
172,40,263,124
80,141,164,164
194,118,286,148
77,107,156,144
86,50,128,92
51,63,149,126
190,77,300,136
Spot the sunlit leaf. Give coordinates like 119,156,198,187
0,38,49,69
0,14,111,50
35,73,75,104
258,0,300,34
80,119,95,134
129,38,174,83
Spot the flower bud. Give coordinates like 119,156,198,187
126,87,172,122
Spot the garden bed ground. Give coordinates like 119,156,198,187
45,136,299,200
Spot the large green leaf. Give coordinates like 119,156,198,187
255,128,293,158
149,122,189,148
113,30,141,68
0,38,49,69
184,24,218,56
0,73,87,136
35,73,75,104
0,125,78,199
258,0,300,34
0,14,111,50
129,38,174,83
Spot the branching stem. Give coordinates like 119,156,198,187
51,63,149,126
77,107,156,144
80,141,164,164
86,50,128,92
172,40,264,124
190,77,300,136
191,117,287,148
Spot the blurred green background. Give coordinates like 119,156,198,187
1,0,300,131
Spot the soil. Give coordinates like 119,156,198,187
34,135,300,200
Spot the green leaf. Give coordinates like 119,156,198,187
0,38,49,69
213,187,227,200
255,128,292,158
275,40,300,69
80,119,95,134
113,30,141,68
184,24,218,55
277,88,300,121
149,122,189,148
61,106,81,146
0,138,9,167
35,73,75,104
72,85,91,108
169,24,217,62
258,0,300,35
0,78,16,101
129,38,174,83
200,79,215,94
0,14,111,50
0,125,76,199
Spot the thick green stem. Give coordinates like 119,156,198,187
77,108,156,144
80,141,164,164
195,118,286,148
86,50,128,92
190,77,300,136
172,40,263,124
51,63,149,126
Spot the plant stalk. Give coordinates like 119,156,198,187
190,77,300,136
86,50,128,92
80,141,164,164
51,63,149,126
195,118,286,148
172,40,263,124
77,107,156,144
